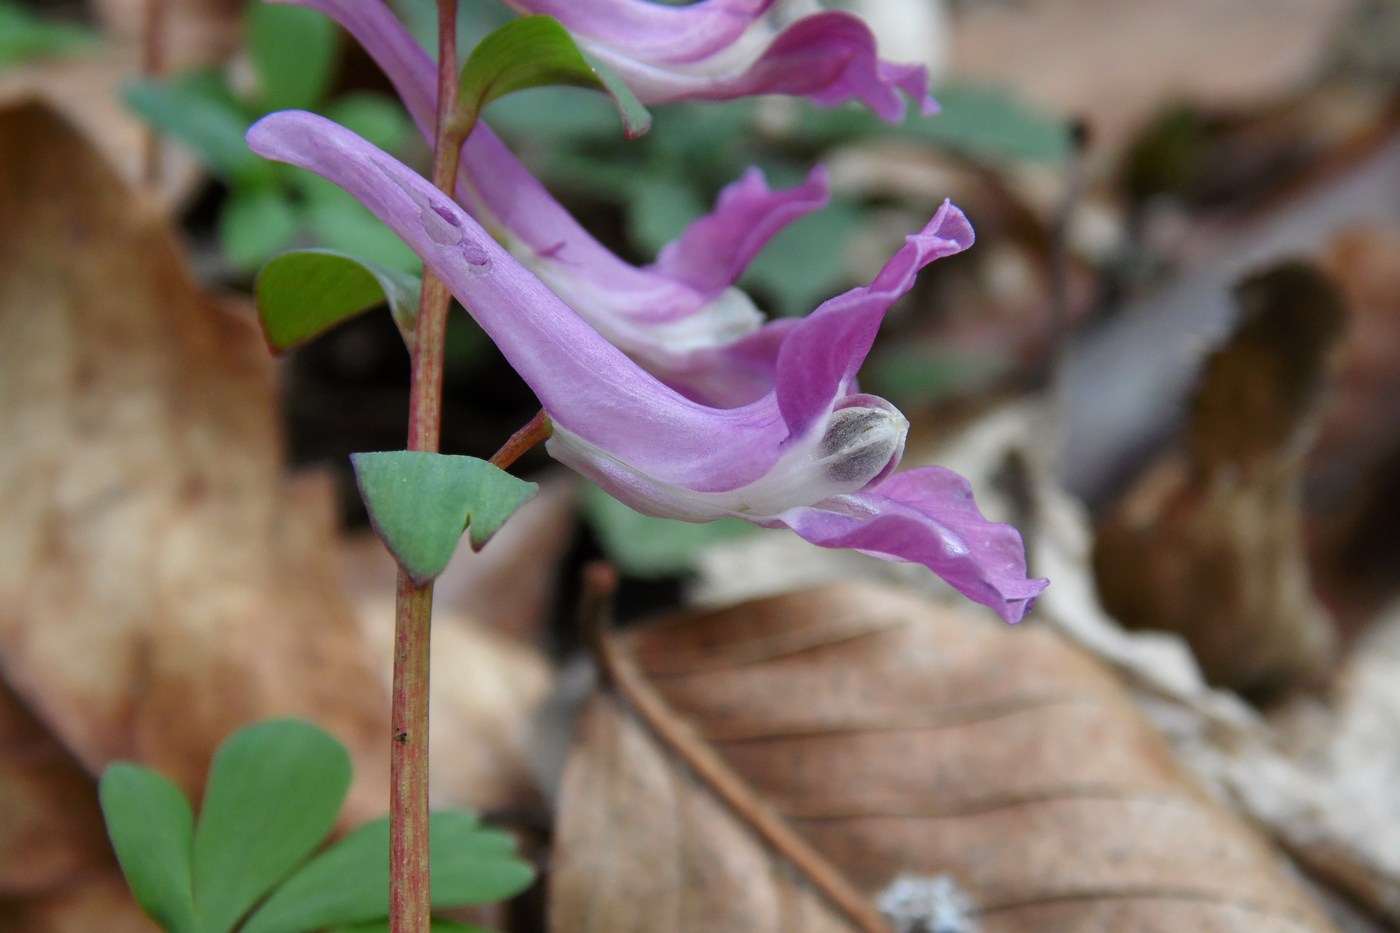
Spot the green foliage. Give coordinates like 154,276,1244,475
738,196,865,318
583,484,753,578
124,72,275,185
256,250,421,352
0,2,97,67
457,15,650,137
864,346,1002,409
123,0,413,274
222,187,300,270
324,93,420,152
352,451,539,585
100,766,199,933
246,0,339,112
192,722,352,933
100,720,534,933
489,80,1071,318
788,82,1073,164
243,813,533,933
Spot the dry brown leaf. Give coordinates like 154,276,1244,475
0,680,110,897
0,874,158,933
0,55,202,209
950,0,1351,154
1245,599,1400,925
552,582,1335,933
0,100,392,809
1093,263,1342,696
1310,226,1400,622
94,0,245,71
0,681,154,928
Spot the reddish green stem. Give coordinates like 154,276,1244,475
390,0,461,930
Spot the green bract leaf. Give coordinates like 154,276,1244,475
99,764,198,933
352,451,538,584
192,720,352,933
255,249,421,353
247,0,338,112
242,812,534,933
456,15,649,138
0,2,97,66
123,72,271,185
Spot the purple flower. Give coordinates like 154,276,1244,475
271,0,832,404
247,111,1047,621
502,0,937,120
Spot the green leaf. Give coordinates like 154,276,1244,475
352,452,538,584
625,171,709,256
906,83,1072,164
123,72,271,185
0,2,97,66
247,0,338,112
192,720,352,933
738,197,864,318
255,249,421,353
220,187,299,270
99,764,198,933
583,484,753,578
456,15,649,138
242,811,534,933
865,346,1002,408
789,83,1071,165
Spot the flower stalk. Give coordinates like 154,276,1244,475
390,0,463,929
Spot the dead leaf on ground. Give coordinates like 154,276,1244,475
0,680,110,897
551,583,1335,932
1093,262,1342,696
0,100,394,817
1237,599,1400,925
0,56,202,209
0,874,157,933
950,0,1351,154
94,0,245,71
0,680,154,931
1310,226,1400,623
